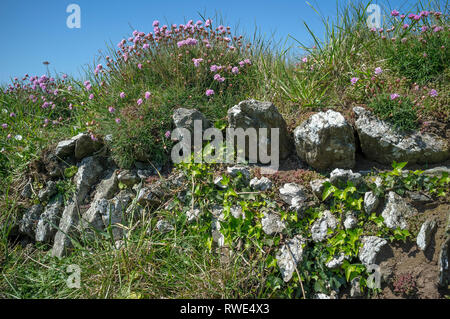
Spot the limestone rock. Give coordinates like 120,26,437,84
93,170,119,202
19,204,43,239
279,183,307,206
35,196,63,243
261,211,286,235
381,192,417,229
329,168,364,187
227,165,250,180
227,99,292,160
117,170,139,187
353,106,449,165
249,176,272,191
359,236,388,267
416,219,437,251
294,110,355,170
310,178,328,200
311,210,337,242
276,235,306,282
364,191,379,214
38,181,58,202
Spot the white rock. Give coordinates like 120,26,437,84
279,183,307,206
311,210,337,242
364,191,379,213
381,191,417,229
359,236,388,267
294,110,355,170
261,211,286,235
276,235,306,282
416,219,437,251
249,176,272,191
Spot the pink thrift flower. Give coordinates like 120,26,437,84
205,89,215,97
390,93,400,100
429,89,438,97
89,94,94,100
120,92,125,98
108,106,115,113
165,131,171,138
232,67,239,74
350,77,359,85
138,63,143,69
137,98,143,105
391,10,399,17
375,67,383,75
1,123,7,129
192,58,204,67
145,91,151,99
115,118,121,124
10,112,16,117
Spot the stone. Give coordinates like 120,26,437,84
117,170,139,187
261,211,286,235
276,235,306,282
364,191,379,214
227,165,250,180
344,212,358,230
326,253,346,269
21,180,33,199
381,191,417,229
249,176,272,191
55,138,77,158
353,107,449,165
416,219,437,251
438,237,450,287
290,196,308,212
329,168,364,187
38,180,58,202
186,207,202,223
279,183,307,206
74,156,104,204
422,166,450,177
310,178,328,200
93,170,119,202
406,191,432,203
311,210,337,242
294,110,355,170
35,196,63,243
173,108,210,132
227,99,292,160
230,205,244,219
350,277,363,298
19,204,43,239
73,133,103,160
51,199,80,258
79,198,109,234
359,236,388,267
102,191,133,240
156,220,174,233
136,183,164,206
211,215,225,247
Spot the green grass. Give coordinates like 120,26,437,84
0,0,449,299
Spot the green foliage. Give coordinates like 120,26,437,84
384,22,450,85
368,94,418,132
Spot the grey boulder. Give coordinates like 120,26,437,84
353,107,449,165
294,110,355,170
227,99,292,160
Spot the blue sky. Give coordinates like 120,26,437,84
0,0,444,85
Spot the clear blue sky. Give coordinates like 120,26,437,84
0,0,444,85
